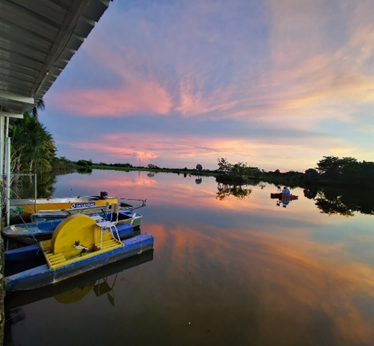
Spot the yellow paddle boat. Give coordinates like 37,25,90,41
5,214,154,292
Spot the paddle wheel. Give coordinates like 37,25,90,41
39,214,123,269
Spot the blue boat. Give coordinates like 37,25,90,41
2,209,142,244
4,214,154,292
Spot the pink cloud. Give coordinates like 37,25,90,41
175,77,238,116
52,82,172,116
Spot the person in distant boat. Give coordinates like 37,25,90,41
282,200,290,208
282,186,290,195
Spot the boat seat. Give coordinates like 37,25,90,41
96,220,121,249
91,215,104,222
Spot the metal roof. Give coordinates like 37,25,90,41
0,0,110,119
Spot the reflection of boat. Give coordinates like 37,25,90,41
10,191,118,223
5,251,153,309
4,214,154,292
3,209,142,244
270,193,298,200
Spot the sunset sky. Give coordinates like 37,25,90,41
41,0,374,172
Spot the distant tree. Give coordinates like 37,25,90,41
76,159,92,167
217,158,232,175
231,162,252,178
196,164,203,171
250,167,262,178
304,168,319,181
316,156,358,176
216,158,254,181
315,156,368,184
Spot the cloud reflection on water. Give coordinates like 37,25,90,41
149,220,374,345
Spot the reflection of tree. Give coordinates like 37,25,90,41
303,188,317,199
315,197,354,217
147,172,155,177
195,178,202,184
216,183,252,201
314,187,374,217
37,173,56,198
10,173,56,199
77,166,92,174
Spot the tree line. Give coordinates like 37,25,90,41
214,156,374,188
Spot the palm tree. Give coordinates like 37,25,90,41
11,101,56,173
31,98,45,119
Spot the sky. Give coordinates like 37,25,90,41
41,0,374,172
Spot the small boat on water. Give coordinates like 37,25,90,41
30,201,133,222
270,193,298,200
10,191,117,223
3,208,143,244
4,214,154,292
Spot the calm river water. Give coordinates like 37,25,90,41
4,170,374,346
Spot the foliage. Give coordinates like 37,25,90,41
304,168,319,180
196,164,203,171
250,167,262,178
217,158,232,175
76,159,92,167
217,158,253,179
52,157,78,172
313,156,374,186
11,111,56,173
31,99,45,118
231,162,252,178
316,156,358,178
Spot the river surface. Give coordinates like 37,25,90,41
4,170,374,346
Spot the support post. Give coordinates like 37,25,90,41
0,115,4,222
0,115,4,177
5,137,10,226
34,174,37,213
